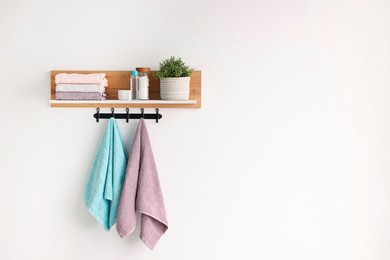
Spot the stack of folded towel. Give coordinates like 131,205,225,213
55,73,108,100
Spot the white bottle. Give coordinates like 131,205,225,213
136,67,150,100
130,70,138,100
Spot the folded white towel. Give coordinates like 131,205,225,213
55,84,106,93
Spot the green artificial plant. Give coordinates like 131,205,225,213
155,56,194,79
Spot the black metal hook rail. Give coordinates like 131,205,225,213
94,108,162,123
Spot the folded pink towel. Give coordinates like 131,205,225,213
116,119,168,250
55,92,106,100
55,73,108,86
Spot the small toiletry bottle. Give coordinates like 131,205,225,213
136,67,150,100
130,70,138,100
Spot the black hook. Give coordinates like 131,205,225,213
96,108,100,123
111,108,115,118
126,108,129,123
156,108,159,123
141,108,144,118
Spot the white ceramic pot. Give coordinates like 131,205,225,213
160,77,191,100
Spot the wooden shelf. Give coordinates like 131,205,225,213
50,99,197,108
50,70,201,108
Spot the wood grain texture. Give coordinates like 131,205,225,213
50,70,202,108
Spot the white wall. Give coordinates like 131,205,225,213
1,0,389,259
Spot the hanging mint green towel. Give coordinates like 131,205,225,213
84,118,128,230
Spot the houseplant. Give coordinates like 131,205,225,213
155,56,194,100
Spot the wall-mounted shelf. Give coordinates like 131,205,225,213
50,70,201,108
50,99,197,108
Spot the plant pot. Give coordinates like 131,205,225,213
160,77,191,100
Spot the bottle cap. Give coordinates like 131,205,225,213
132,70,138,76
136,67,151,73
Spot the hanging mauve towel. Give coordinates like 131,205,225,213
116,119,168,250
